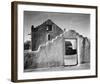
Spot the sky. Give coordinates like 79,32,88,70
24,11,90,42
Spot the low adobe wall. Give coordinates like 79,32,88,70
24,36,64,69
24,30,90,69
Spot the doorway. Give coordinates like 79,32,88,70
64,38,78,66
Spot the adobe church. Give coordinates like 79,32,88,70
24,19,90,69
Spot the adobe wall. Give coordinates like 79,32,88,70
36,36,64,68
24,30,90,69
63,30,90,64
24,36,64,69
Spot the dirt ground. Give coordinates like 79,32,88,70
24,62,90,72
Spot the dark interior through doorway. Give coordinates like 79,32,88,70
64,38,78,66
